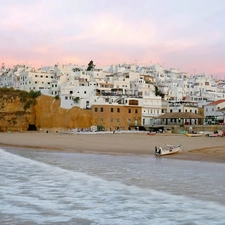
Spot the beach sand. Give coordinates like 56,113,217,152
1,132,225,163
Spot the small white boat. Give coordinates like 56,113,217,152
155,144,183,156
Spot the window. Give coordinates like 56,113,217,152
110,118,113,122
117,118,120,123
170,109,172,113
135,109,138,114
84,91,86,94
128,109,131,113
100,118,103,122
101,107,104,112
179,109,181,112
111,108,114,113
117,108,120,113
65,96,68,100
212,108,214,112
95,107,98,112
143,119,145,125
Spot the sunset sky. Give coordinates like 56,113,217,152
1,0,225,78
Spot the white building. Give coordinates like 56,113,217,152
204,99,225,124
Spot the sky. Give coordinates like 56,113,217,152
1,0,225,78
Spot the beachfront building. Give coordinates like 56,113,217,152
166,101,199,125
204,99,225,124
141,91,162,127
91,101,142,131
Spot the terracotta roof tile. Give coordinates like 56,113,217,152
207,99,225,106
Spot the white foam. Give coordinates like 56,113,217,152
1,148,225,225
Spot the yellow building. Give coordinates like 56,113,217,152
91,104,142,131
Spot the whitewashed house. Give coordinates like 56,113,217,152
18,66,56,94
141,91,162,126
166,101,199,125
204,99,225,124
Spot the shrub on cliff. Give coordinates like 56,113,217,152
0,87,14,93
20,90,41,102
0,87,41,111
19,90,29,102
55,95,60,100
23,99,37,111
28,90,41,99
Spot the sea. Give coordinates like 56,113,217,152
0,146,225,225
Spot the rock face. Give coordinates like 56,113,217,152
0,94,35,132
0,94,94,132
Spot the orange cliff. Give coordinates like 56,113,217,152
0,95,94,132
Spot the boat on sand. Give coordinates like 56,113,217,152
147,132,156,136
155,144,183,156
185,133,204,137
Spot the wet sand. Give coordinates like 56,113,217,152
1,132,225,163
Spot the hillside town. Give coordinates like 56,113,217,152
1,61,225,131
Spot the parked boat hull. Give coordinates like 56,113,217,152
155,145,183,156
185,133,204,137
147,132,156,136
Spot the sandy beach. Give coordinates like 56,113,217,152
1,131,225,163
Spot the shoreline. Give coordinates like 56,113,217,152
1,132,225,163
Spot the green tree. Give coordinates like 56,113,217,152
87,60,95,71
154,85,165,99
72,68,81,72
